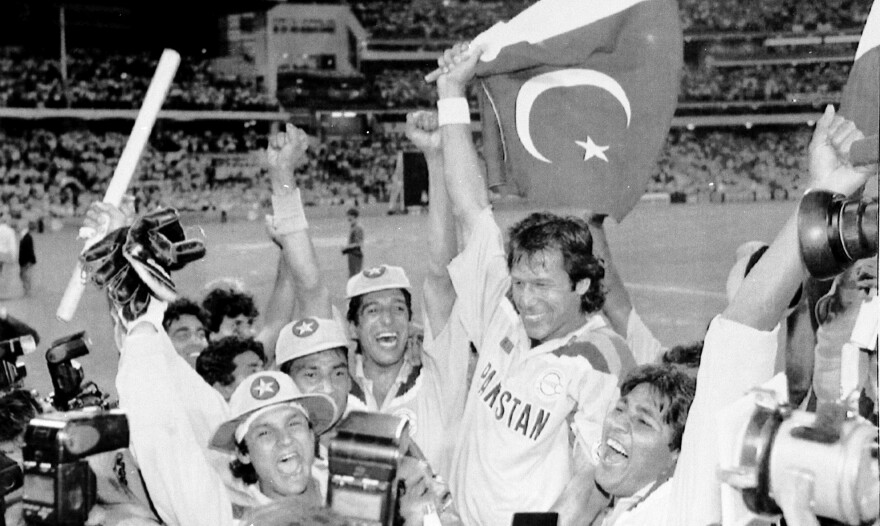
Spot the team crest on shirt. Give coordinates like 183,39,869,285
393,408,418,435
536,369,565,400
363,266,386,278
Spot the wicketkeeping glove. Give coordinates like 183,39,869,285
81,208,206,322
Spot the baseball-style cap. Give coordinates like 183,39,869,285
345,264,411,299
210,371,339,451
275,317,353,367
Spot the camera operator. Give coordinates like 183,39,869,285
616,105,872,525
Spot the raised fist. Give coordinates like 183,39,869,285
405,111,441,156
267,123,309,194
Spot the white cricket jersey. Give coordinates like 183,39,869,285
447,208,624,526
350,301,471,479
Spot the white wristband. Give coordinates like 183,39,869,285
271,189,309,234
437,98,471,126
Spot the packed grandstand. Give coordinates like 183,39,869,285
0,0,872,224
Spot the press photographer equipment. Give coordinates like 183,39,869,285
44,333,110,411
719,187,880,525
0,335,36,362
798,190,878,280
2,451,24,526
22,409,128,526
0,335,34,392
0,361,26,392
720,390,878,525
327,411,411,526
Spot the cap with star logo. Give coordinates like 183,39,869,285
210,371,340,451
275,316,353,367
345,264,411,299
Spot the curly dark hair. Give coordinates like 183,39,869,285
196,336,266,387
162,297,209,332
346,288,413,326
201,289,259,334
661,341,704,371
619,364,696,452
506,212,606,314
0,389,43,442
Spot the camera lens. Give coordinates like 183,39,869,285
838,199,878,264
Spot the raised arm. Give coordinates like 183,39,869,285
667,106,872,526
82,203,234,526
266,124,332,328
434,43,490,242
584,213,632,337
724,106,870,329
406,111,457,333
256,253,297,366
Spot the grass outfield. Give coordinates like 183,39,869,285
3,200,794,399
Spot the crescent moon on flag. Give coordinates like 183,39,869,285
515,69,632,163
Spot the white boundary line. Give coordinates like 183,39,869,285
625,282,727,300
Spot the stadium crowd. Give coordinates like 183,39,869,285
0,125,418,225
1,49,856,110
352,0,871,39
0,122,824,229
0,48,279,111
1,37,877,526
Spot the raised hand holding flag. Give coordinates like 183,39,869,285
430,0,682,221
838,0,879,167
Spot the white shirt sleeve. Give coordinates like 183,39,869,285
117,326,235,526
446,207,509,350
569,365,621,468
421,301,471,427
665,315,779,526
625,309,665,365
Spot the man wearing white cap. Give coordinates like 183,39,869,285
267,119,471,480
210,370,339,505
276,316,363,435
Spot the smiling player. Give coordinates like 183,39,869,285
431,43,637,526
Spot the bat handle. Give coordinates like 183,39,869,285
424,67,444,83
57,262,87,322
56,217,109,322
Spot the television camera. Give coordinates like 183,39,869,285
22,410,129,526
720,186,879,525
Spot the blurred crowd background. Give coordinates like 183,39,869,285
0,0,872,226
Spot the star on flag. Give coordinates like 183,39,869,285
575,136,610,162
